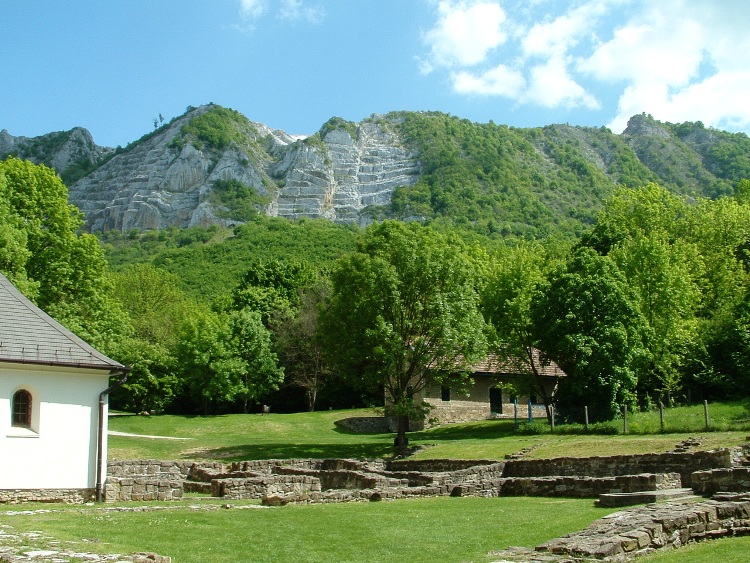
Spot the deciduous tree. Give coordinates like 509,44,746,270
532,247,648,422
322,221,487,453
0,157,127,349
481,240,565,423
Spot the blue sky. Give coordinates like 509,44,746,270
2,0,750,148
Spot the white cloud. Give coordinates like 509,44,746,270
421,0,602,108
582,0,750,131
522,1,611,59
423,1,509,68
279,0,325,24
239,0,268,21
525,57,600,109
419,0,750,133
609,70,750,133
452,64,526,97
237,0,324,27
580,13,705,86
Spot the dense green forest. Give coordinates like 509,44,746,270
8,105,750,242
3,154,750,422
370,112,750,239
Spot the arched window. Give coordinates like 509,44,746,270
12,389,32,427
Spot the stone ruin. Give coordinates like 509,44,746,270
104,441,750,507
490,494,750,562
98,441,750,561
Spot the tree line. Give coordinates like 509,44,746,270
2,156,750,431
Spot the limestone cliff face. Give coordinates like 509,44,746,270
12,107,740,234
66,106,420,231
271,120,419,222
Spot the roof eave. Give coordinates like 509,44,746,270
0,357,129,373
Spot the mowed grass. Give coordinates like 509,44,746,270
8,400,739,562
641,536,750,563
107,400,750,461
108,408,397,460
0,497,618,563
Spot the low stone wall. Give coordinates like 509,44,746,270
692,467,750,495
0,488,95,504
425,399,491,425
502,449,734,486
107,460,197,478
387,459,500,472
98,447,745,505
538,497,750,560
104,477,184,502
273,466,407,490
212,475,322,500
441,462,506,485
228,459,358,473
262,484,454,505
497,473,681,499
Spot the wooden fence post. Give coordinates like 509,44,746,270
659,401,665,433
704,400,710,431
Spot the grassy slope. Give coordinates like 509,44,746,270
3,403,748,562
107,402,750,462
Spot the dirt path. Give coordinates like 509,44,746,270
108,431,192,440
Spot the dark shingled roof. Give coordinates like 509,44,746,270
0,272,125,371
472,349,566,378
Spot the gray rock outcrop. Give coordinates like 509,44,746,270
66,106,420,231
0,127,112,181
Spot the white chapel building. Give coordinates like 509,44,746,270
0,272,128,502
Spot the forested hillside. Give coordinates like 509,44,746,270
2,105,750,421
4,106,750,239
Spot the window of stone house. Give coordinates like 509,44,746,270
12,389,32,427
441,386,451,402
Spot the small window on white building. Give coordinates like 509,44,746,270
12,389,32,428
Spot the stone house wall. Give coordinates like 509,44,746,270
421,376,552,426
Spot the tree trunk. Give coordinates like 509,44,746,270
395,413,410,456
307,388,317,412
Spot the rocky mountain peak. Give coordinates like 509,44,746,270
0,126,113,184
5,106,748,234
66,106,420,232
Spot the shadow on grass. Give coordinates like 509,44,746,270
184,441,396,461
411,419,518,442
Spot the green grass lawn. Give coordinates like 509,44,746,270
641,536,750,563
0,497,618,563
107,401,750,462
7,401,745,562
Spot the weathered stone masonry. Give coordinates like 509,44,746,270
101,447,744,505
3,447,746,506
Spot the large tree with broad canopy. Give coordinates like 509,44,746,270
322,221,487,453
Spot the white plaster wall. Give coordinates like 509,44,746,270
0,363,110,489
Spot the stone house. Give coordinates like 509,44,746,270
417,349,566,427
0,272,128,503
